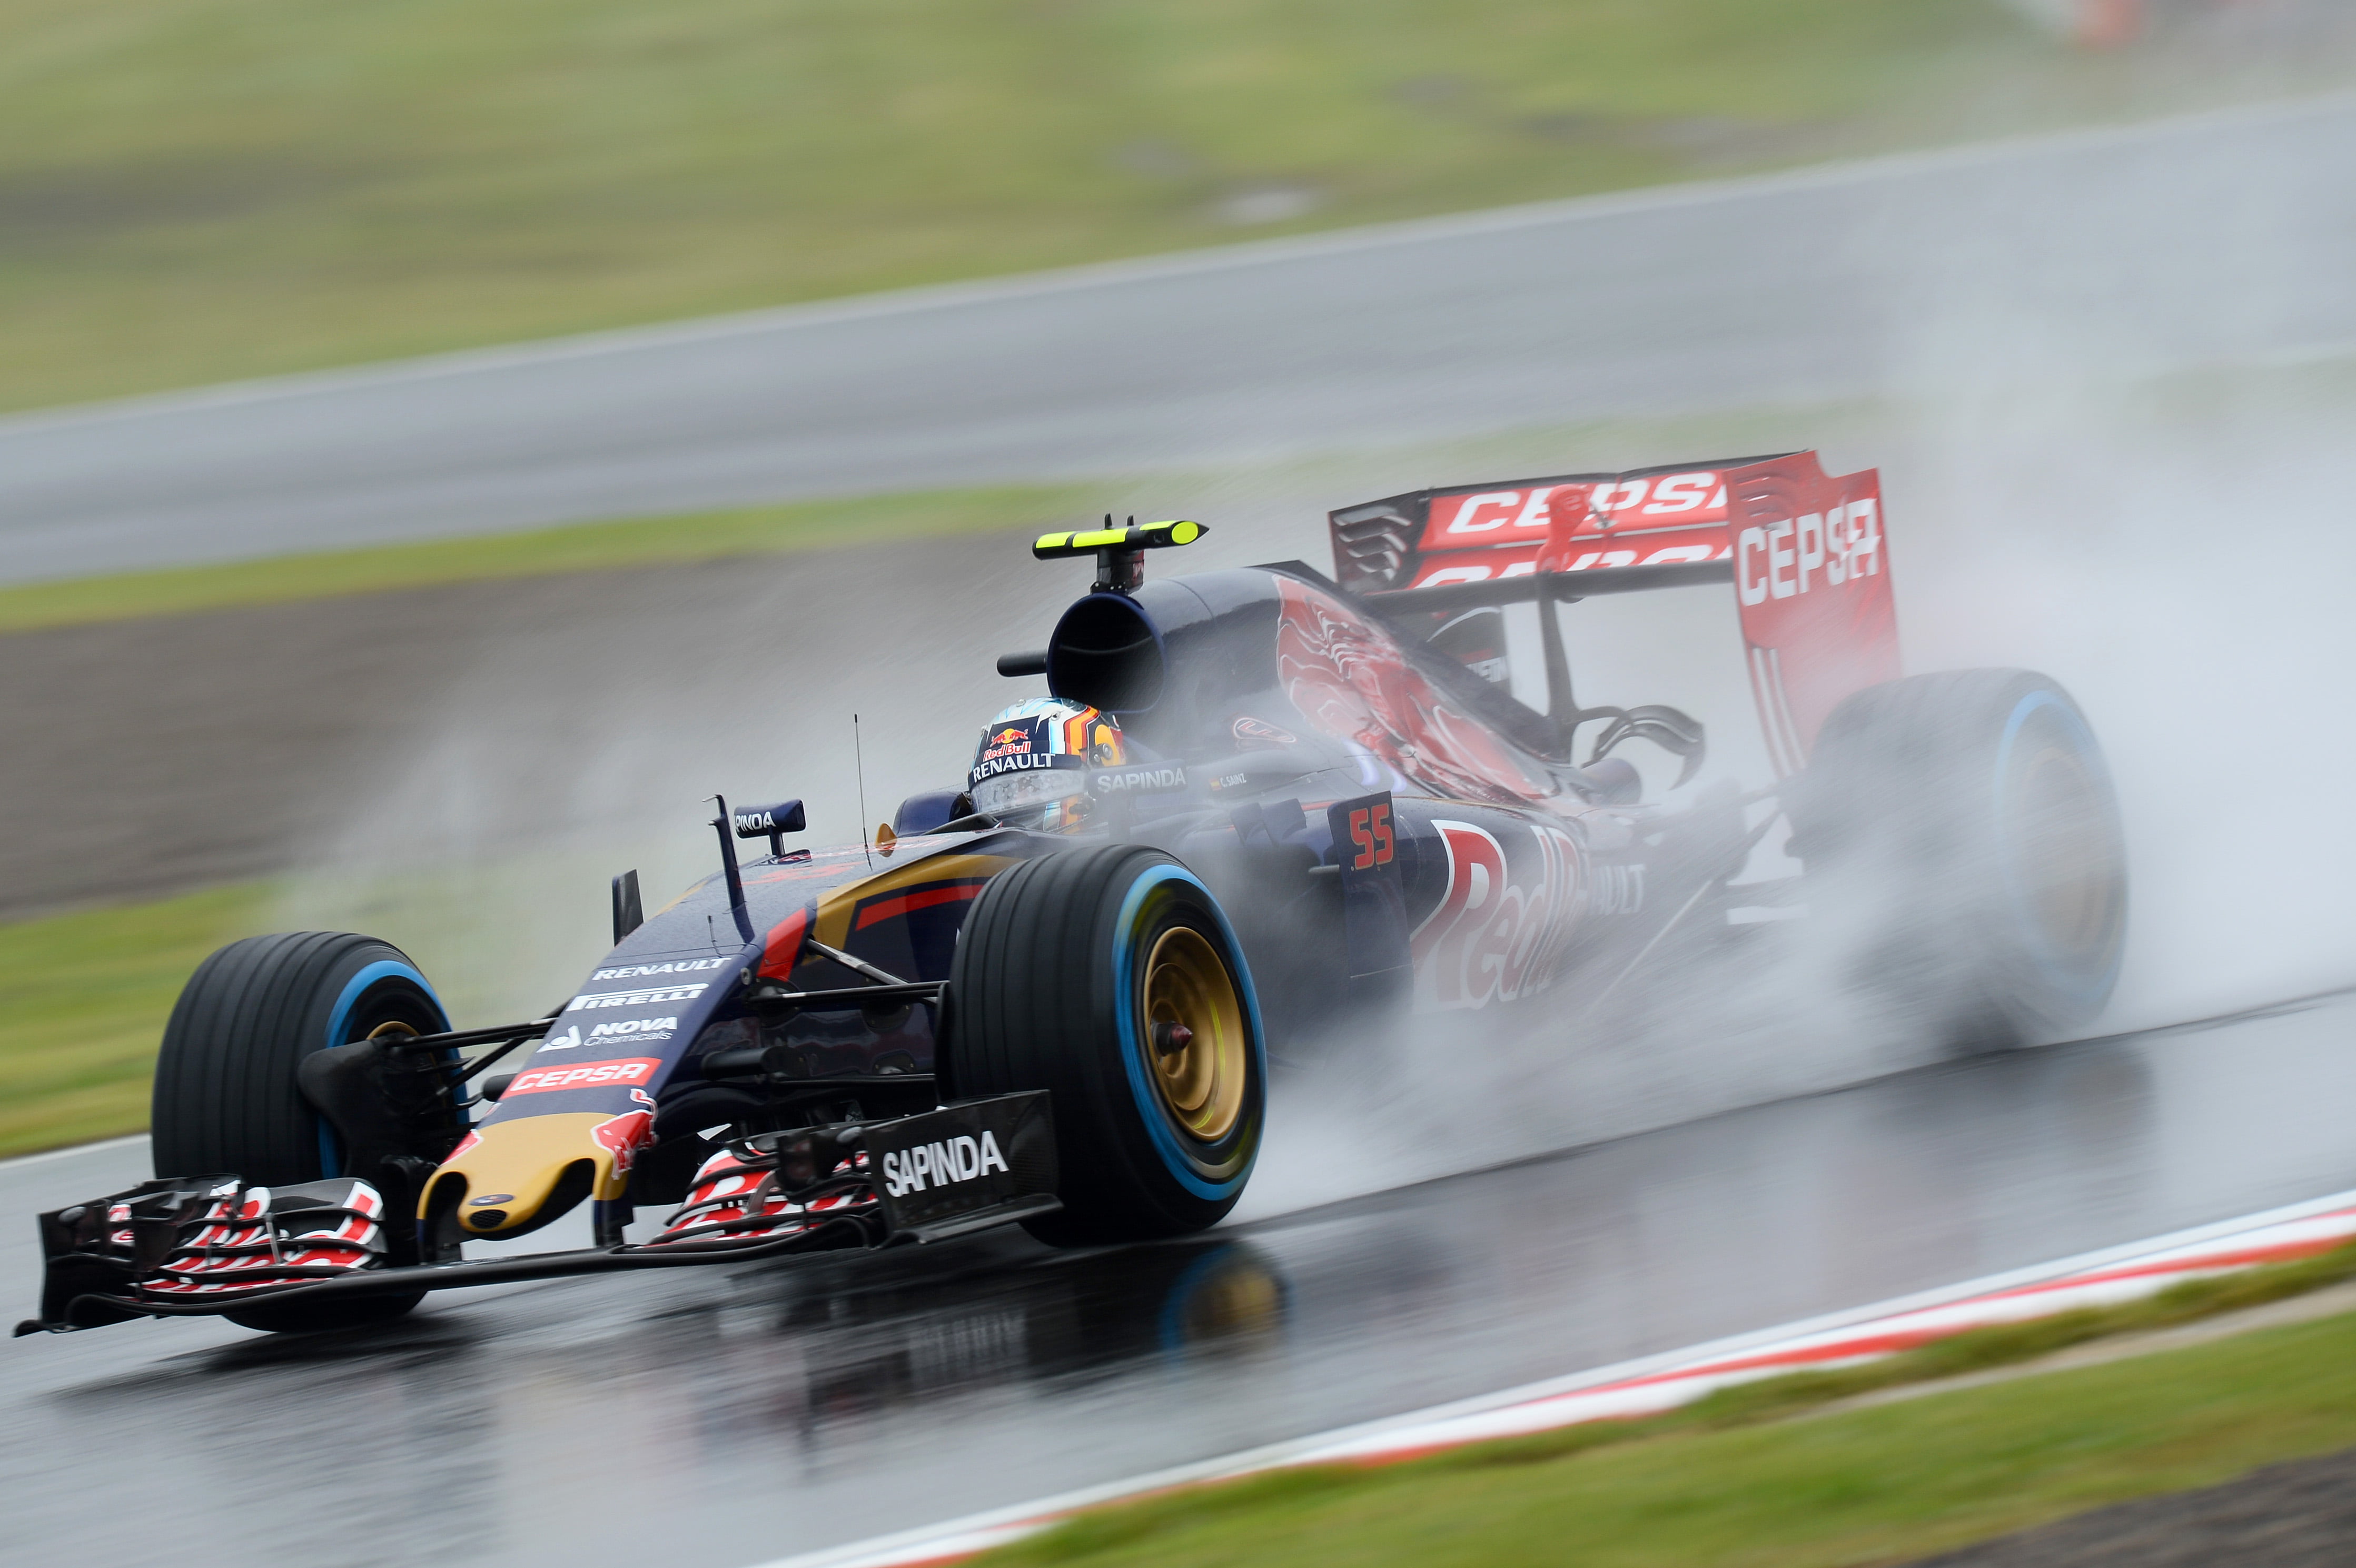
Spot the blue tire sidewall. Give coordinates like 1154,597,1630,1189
1991,689,2125,1008
315,958,450,1177
1109,863,1266,1202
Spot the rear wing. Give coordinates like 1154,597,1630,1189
1329,451,1899,774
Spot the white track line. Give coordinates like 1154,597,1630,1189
753,1185,2356,1568
0,1135,147,1175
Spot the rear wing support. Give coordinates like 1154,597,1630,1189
1364,562,1733,756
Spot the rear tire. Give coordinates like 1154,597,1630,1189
151,931,450,1331
1791,669,2127,1049
945,846,1266,1244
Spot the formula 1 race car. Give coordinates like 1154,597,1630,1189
21,450,2128,1335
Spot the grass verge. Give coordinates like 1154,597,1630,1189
0,0,2128,414
0,483,1090,635
0,884,272,1158
984,1240,2356,1567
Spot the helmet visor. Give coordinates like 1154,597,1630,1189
972,762,1087,820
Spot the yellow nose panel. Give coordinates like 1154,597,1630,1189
425,1113,629,1236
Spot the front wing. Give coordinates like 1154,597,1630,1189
18,1092,1057,1335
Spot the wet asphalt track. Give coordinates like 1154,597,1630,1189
3,93,2355,584
4,989,2354,1568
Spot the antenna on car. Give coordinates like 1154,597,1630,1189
853,713,870,867
1032,516,1206,594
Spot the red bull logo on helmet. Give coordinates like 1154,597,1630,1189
978,717,1046,765
981,725,1035,761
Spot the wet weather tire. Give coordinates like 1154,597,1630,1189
151,931,449,1331
1791,669,2127,1049
945,846,1266,1245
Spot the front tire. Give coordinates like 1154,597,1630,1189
945,846,1266,1244
1792,669,2127,1049
151,931,450,1331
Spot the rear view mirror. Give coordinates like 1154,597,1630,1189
731,799,806,839
611,869,644,942
731,798,807,858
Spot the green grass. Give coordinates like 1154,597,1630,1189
985,1243,2356,1568
0,0,2052,414
0,884,272,1157
0,482,1089,634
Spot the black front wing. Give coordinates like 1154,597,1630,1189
18,1092,1058,1335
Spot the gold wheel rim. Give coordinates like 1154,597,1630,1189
1140,925,1247,1142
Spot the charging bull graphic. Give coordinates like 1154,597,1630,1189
1274,577,1541,808
591,1088,659,1175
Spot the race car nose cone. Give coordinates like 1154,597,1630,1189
424,1113,631,1239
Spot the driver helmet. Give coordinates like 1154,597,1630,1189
967,698,1124,829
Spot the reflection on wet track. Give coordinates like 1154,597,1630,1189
5,992,2354,1568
